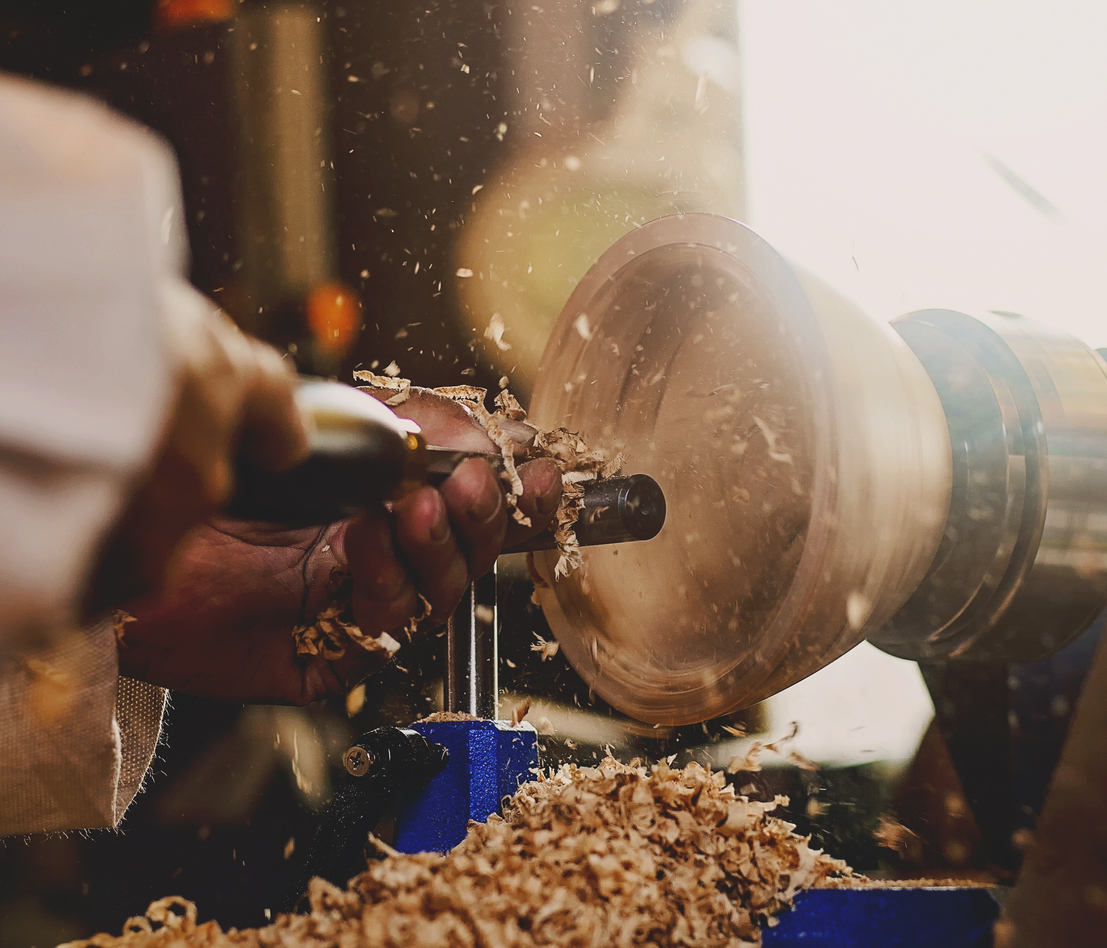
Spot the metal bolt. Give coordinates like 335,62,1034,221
343,744,373,777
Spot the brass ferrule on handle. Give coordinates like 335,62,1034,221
397,431,430,497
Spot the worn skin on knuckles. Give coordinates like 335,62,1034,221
60,757,851,948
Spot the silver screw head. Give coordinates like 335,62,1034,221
343,745,373,777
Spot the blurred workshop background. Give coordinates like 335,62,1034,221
1,0,1104,944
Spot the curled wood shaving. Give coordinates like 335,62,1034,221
530,633,560,661
292,567,420,664
786,751,821,774
485,313,512,351
553,481,585,579
873,815,920,856
471,400,528,527
293,567,359,661
530,427,623,579
406,593,433,637
524,552,550,590
525,552,551,606
727,743,764,775
112,610,136,647
493,389,527,420
509,699,531,726
423,384,488,409
351,370,411,407
725,724,820,776
61,758,851,948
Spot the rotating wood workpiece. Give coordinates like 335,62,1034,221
528,213,1107,725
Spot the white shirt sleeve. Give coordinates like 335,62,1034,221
0,76,190,832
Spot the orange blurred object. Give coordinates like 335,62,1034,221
306,282,364,356
156,0,236,30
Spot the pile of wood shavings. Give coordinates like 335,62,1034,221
62,758,850,948
294,374,622,660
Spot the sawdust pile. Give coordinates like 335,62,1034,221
294,374,621,659
62,758,849,948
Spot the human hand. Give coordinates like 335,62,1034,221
84,300,309,620
115,388,562,704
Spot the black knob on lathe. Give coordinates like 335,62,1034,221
505,474,667,553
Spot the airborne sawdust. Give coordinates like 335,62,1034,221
61,757,851,948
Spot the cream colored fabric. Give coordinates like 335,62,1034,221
0,619,167,835
114,676,170,825
0,77,187,833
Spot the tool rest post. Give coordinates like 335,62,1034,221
445,567,498,718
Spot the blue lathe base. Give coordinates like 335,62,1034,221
392,722,1001,945
764,887,1001,947
393,719,540,854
